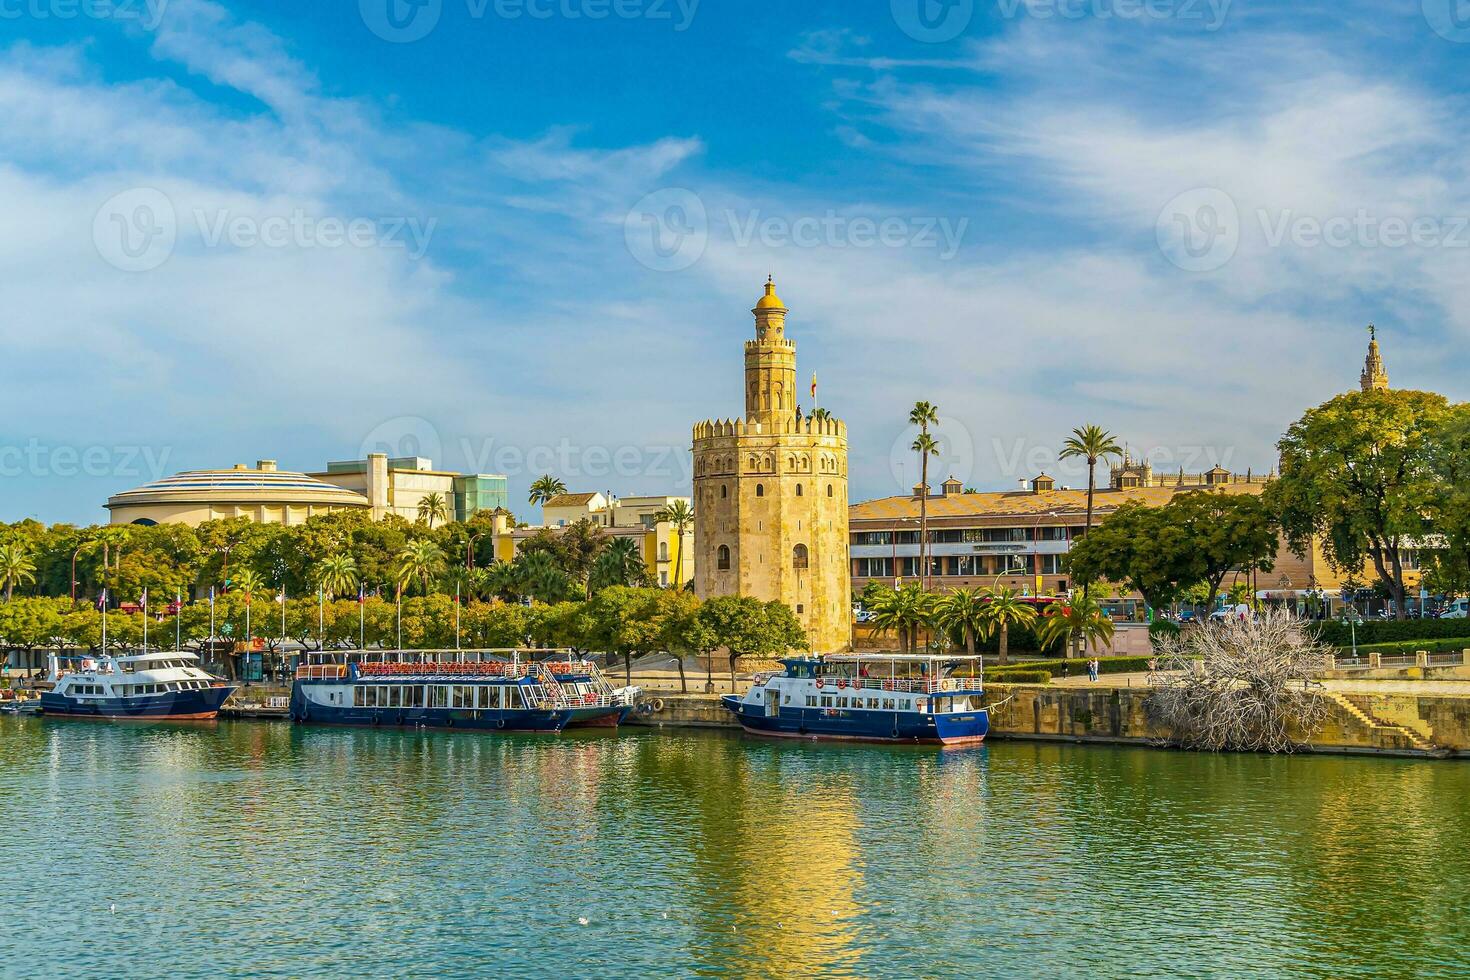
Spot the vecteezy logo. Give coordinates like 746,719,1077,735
623,188,708,272
891,0,973,42
360,416,444,464
1423,0,1470,42
888,416,975,494
92,187,177,273
1155,187,1240,273
360,0,441,43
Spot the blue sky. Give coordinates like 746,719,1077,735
3,0,1469,522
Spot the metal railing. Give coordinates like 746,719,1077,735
812,675,984,694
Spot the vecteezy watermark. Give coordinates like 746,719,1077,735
624,189,969,272
0,0,169,29
891,0,974,42
989,437,1238,482
1155,187,1240,273
92,188,438,272
360,0,698,43
994,0,1232,30
1256,209,1470,251
460,437,692,481
1423,0,1470,43
0,440,173,480
624,188,708,273
888,417,976,493
360,416,445,464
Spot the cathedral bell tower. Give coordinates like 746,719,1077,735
691,279,852,654
1360,323,1389,392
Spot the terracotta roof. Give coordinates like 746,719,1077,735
543,493,600,507
848,483,1265,523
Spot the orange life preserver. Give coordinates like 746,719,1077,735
883,680,894,691
815,679,825,690
837,678,847,690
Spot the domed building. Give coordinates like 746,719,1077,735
691,278,851,653
106,460,372,527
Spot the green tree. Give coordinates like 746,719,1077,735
697,595,807,692
654,499,695,589
865,583,932,655
589,537,648,594
657,590,711,693
1424,402,1470,596
396,539,446,597
585,586,665,685
937,587,988,655
1037,596,1115,656
528,475,568,507
512,551,574,604
0,542,37,601
417,492,449,529
316,553,360,600
975,585,1038,666
909,401,940,587
1269,389,1447,620
1058,424,1123,545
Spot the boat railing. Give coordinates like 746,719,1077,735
296,664,347,680
816,676,983,694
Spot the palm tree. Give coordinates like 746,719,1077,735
396,539,446,596
1058,424,1123,543
810,407,833,423
654,499,695,588
976,585,1039,666
0,542,37,602
513,550,572,604
590,537,647,594
1059,424,1122,654
232,567,265,647
417,492,448,528
867,583,933,655
528,475,568,507
938,587,988,655
911,431,940,588
316,553,359,600
1036,596,1115,659
909,401,940,588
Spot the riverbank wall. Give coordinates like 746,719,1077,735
624,686,1470,758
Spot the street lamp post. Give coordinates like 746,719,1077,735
466,533,484,572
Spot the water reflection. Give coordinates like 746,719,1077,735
2,719,1470,978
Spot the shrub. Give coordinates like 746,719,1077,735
1149,620,1181,650
1006,655,1159,677
1314,618,1470,647
985,669,1051,684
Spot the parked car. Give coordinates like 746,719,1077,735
1441,598,1469,620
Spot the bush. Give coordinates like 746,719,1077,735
1314,618,1470,647
1148,620,1180,650
985,669,1051,684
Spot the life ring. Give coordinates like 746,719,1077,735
637,702,654,715
371,713,381,727
815,679,825,690
495,718,506,729
837,678,847,690
883,680,894,691
652,698,665,712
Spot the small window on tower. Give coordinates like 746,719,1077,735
717,545,731,571
827,484,834,497
721,484,728,498
793,544,809,570
756,484,764,497
795,484,804,497
796,604,804,614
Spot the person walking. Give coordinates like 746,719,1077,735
1087,658,1099,683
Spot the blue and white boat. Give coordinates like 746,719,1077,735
289,650,637,732
40,651,237,720
722,653,989,745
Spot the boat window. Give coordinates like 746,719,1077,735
354,687,366,707
805,695,817,707
883,698,896,710
430,686,448,708
820,696,833,708
917,699,928,713
783,695,791,705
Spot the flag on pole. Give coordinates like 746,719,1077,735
140,588,148,611
357,584,366,604
810,372,817,400
95,589,107,611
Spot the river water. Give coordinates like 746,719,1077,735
2,718,1468,978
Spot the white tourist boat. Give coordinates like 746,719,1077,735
40,651,237,719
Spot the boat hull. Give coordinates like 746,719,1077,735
40,685,236,720
722,695,987,745
289,683,627,733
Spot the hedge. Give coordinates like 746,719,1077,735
1314,618,1470,647
985,669,1051,684
1004,655,1159,677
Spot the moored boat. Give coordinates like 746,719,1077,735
39,651,237,720
289,650,638,732
722,653,989,745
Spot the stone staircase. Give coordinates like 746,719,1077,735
1328,693,1440,754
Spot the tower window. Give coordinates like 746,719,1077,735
793,544,809,570
795,484,803,497
827,484,834,497
717,545,731,571
721,484,728,499
756,484,764,497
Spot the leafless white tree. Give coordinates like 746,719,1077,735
1148,609,1329,753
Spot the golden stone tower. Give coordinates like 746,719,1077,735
1361,323,1389,392
692,279,851,652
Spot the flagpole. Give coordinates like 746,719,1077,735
455,582,461,651
209,587,215,655
359,586,365,650
101,589,108,653
175,590,181,652
141,588,148,654
318,587,324,648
